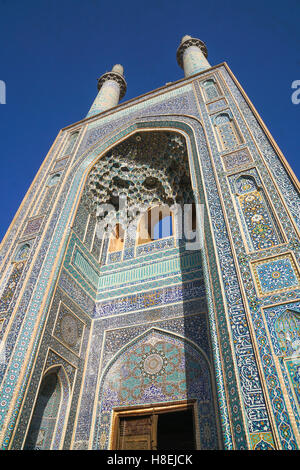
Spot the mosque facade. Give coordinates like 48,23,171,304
0,36,299,450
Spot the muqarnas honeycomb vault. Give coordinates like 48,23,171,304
0,35,299,450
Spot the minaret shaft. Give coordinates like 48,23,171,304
177,35,210,77
87,64,127,117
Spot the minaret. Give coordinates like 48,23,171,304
176,35,210,77
87,64,127,117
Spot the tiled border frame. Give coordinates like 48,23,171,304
251,253,300,297
8,281,91,450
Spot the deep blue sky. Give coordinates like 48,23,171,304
0,0,299,241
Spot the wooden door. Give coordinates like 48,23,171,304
117,414,157,450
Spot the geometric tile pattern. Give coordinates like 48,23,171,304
207,98,227,113
192,73,299,450
228,168,283,251
200,78,220,102
275,307,300,357
252,254,300,296
53,303,85,355
65,116,268,446
258,300,300,445
98,251,202,291
22,216,44,238
14,242,32,262
249,432,276,450
52,157,69,172
213,112,241,151
62,131,79,156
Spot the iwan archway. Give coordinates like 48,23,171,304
64,122,227,450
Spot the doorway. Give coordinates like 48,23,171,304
112,402,197,450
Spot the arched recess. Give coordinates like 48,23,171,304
92,328,221,450
23,365,70,450
73,129,196,262
66,120,206,257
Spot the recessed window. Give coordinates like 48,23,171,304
153,215,173,240
137,206,174,245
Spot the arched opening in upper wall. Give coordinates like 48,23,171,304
72,129,197,264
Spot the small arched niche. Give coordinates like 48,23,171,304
201,78,220,101
24,366,70,450
232,172,282,251
47,173,61,187
213,111,243,151
63,130,79,156
234,174,258,195
15,243,31,262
